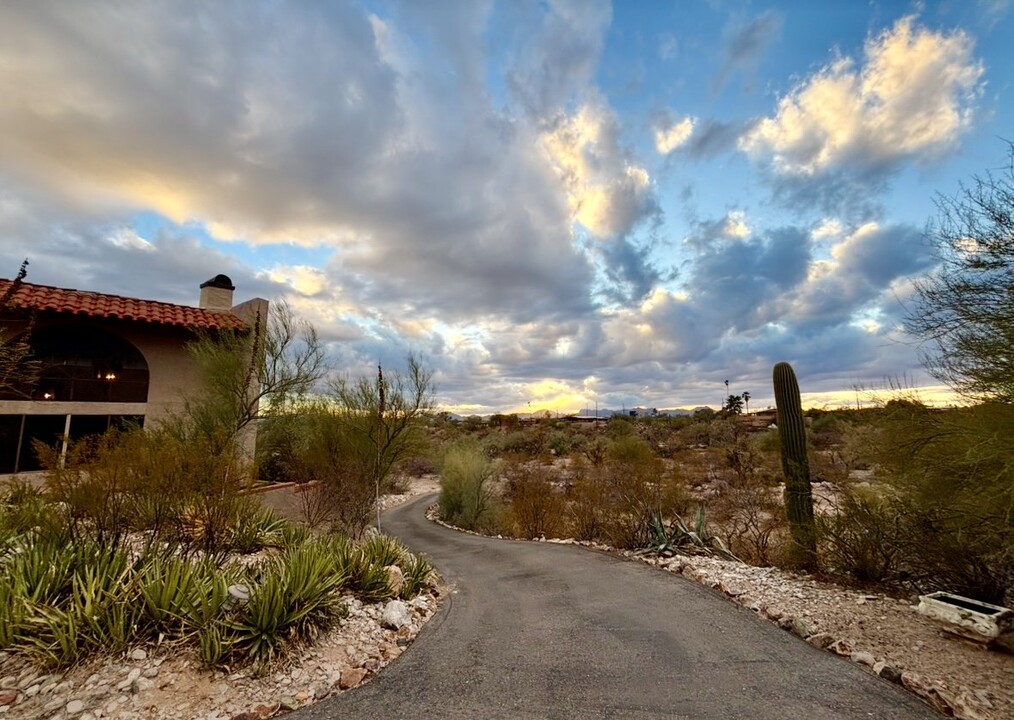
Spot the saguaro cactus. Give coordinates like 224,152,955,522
772,361,817,569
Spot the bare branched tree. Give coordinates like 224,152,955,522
906,144,1014,402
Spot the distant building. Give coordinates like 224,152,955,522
0,274,267,474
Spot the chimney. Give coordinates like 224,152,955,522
199,274,235,312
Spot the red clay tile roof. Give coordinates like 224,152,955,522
0,279,247,331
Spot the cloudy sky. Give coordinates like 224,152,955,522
1,1,1011,413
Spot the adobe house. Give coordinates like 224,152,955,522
0,274,267,474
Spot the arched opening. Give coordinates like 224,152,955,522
29,324,150,403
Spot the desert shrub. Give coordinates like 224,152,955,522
500,428,545,457
438,442,500,531
599,437,677,548
401,454,439,477
871,402,1014,603
581,435,612,465
565,457,608,541
546,430,583,457
606,416,635,439
502,462,566,538
834,423,881,472
710,477,786,566
817,487,903,583
674,418,738,449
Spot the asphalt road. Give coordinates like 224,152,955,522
296,493,938,720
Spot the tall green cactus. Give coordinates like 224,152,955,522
772,361,817,569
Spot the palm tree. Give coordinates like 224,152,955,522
742,391,751,415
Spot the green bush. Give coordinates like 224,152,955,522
870,402,1014,603
439,442,499,531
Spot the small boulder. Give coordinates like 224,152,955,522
381,600,411,630
66,699,85,715
873,661,902,684
805,632,834,649
339,668,368,690
129,648,147,661
0,691,18,707
850,651,876,667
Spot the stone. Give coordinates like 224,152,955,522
25,684,40,698
252,703,280,718
805,632,834,649
0,677,15,690
278,696,299,711
66,699,86,715
142,668,159,679
0,691,17,707
227,584,251,609
901,672,956,715
294,691,309,702
339,668,368,690
789,617,810,638
385,565,405,596
381,600,411,630
827,639,852,656
129,648,147,661
850,651,875,667
873,661,902,684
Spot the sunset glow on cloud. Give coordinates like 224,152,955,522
0,2,1010,413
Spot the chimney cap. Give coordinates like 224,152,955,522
200,274,235,291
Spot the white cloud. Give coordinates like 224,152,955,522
654,116,695,154
542,100,653,239
740,16,984,175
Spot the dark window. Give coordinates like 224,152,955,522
18,415,66,472
16,324,150,403
0,415,21,474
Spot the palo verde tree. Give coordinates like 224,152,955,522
183,300,327,448
328,355,434,530
905,144,1014,401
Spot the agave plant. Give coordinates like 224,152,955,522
640,507,740,562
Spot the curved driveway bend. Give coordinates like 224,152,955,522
296,494,937,720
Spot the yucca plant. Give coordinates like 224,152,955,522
358,534,408,568
231,506,289,554
0,578,26,647
197,620,233,667
347,552,396,602
230,539,348,664
137,553,209,636
19,605,83,668
400,553,434,599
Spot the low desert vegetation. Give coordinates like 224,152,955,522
0,301,436,673
0,476,433,670
435,400,1013,605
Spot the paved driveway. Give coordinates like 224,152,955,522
296,494,937,719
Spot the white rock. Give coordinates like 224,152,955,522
851,651,876,667
381,600,411,630
129,648,147,662
66,699,85,715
